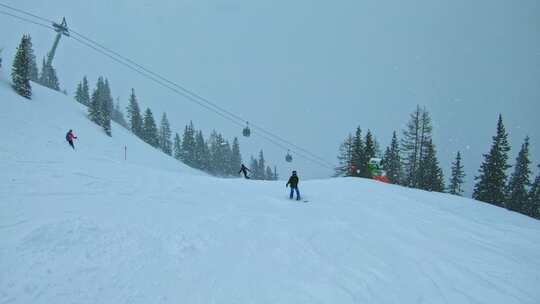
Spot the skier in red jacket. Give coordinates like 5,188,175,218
66,129,77,150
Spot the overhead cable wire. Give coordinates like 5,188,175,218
0,2,53,23
0,9,54,30
68,29,334,167
0,3,336,169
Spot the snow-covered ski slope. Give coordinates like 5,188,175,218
1,80,540,304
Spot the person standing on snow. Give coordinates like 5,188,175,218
66,129,77,150
238,164,251,179
286,170,301,200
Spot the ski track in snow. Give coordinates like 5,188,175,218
1,79,540,303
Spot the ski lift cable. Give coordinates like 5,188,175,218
0,5,334,170
68,35,331,169
0,3,335,170
66,29,334,167
69,35,248,129
0,2,334,168
0,3,54,24
0,9,333,169
0,10,54,31
69,37,332,169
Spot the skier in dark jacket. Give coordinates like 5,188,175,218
238,164,251,179
286,170,301,200
66,129,77,150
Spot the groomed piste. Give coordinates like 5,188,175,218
1,77,539,303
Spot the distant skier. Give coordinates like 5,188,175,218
65,129,77,150
286,170,301,200
238,164,251,179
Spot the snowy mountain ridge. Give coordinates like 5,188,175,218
1,78,540,303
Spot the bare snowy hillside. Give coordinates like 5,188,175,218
1,77,540,303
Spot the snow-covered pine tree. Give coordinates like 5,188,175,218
351,127,364,177
223,140,233,175
207,131,217,173
230,137,242,175
257,150,266,180
81,76,90,106
181,121,196,167
266,166,273,181
419,139,445,192
208,131,222,175
39,58,60,91
158,113,172,155
402,106,433,188
194,130,210,171
173,133,182,161
250,156,259,179
383,131,402,184
23,35,39,82
401,106,421,187
192,130,203,170
527,165,540,219
100,79,113,136
373,137,382,158
363,130,377,178
417,109,433,181
210,133,229,175
142,108,159,147
334,134,354,177
273,166,279,180
448,151,466,195
88,77,103,125
75,76,91,106
112,99,129,129
11,35,32,99
473,114,511,207
126,88,143,137
75,81,83,104
506,137,531,213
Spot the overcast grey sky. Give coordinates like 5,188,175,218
1,0,539,193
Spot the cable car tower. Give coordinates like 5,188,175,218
46,17,69,66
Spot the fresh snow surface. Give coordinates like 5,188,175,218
1,80,540,303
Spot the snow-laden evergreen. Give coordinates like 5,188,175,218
158,112,172,156
88,77,113,136
142,108,159,147
506,137,532,213
418,139,445,192
11,35,32,99
38,57,60,91
473,114,512,207
448,151,466,195
334,133,353,177
74,76,90,106
173,132,182,160
401,106,434,188
383,131,402,184
126,88,143,137
112,99,128,129
528,165,540,219
24,35,38,82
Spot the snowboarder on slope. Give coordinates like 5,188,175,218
66,129,77,150
238,164,251,179
286,170,301,200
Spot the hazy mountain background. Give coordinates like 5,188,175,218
1,0,539,193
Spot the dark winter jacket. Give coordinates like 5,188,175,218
238,165,250,174
286,174,299,188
